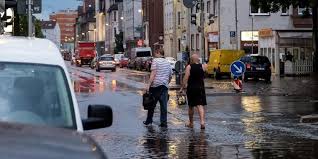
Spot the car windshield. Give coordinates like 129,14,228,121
0,62,76,129
250,56,270,64
136,51,151,57
100,57,114,61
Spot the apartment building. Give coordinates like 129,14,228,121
164,0,189,58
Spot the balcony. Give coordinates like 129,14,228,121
292,9,312,28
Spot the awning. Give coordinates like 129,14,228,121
278,32,312,39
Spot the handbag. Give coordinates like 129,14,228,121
177,92,187,105
142,92,155,110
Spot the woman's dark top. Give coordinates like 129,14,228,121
186,64,207,107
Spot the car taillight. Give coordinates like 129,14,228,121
246,64,251,69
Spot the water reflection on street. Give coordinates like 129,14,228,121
69,65,318,159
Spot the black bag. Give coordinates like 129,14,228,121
142,92,155,110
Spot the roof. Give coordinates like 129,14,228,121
41,21,57,29
0,36,65,67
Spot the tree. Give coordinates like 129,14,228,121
14,15,44,38
251,0,318,72
114,31,124,54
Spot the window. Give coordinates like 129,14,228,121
196,34,199,50
212,0,217,16
298,7,312,15
250,5,270,15
178,38,181,52
114,11,117,21
178,12,181,25
207,1,211,14
0,63,76,129
191,34,194,50
281,7,289,15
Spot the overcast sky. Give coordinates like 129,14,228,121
36,0,81,20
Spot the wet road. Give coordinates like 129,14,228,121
67,63,318,159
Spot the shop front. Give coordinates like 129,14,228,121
258,29,313,75
241,31,259,54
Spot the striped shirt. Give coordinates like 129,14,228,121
151,58,173,88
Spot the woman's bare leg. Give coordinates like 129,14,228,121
197,105,205,126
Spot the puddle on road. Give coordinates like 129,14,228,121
72,74,136,94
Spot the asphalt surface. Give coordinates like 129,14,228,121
67,62,318,159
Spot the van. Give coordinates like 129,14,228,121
207,50,245,79
131,47,152,58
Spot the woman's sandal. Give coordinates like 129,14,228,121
200,125,205,130
185,123,194,128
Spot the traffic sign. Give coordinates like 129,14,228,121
230,61,246,77
17,0,42,14
230,31,236,37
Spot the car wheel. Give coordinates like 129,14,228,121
215,72,221,80
265,76,271,83
243,76,248,82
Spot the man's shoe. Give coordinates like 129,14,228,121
159,123,167,128
143,121,152,126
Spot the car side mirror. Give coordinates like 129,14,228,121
82,105,113,130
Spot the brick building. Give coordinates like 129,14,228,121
142,0,164,51
50,10,78,51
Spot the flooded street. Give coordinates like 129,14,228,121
67,63,318,159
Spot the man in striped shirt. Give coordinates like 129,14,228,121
144,49,172,128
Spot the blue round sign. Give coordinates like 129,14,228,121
230,61,246,77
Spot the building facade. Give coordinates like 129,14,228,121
123,0,142,53
105,0,124,54
210,0,313,74
76,0,96,42
142,0,164,51
50,10,78,52
95,0,106,55
164,0,189,58
41,21,61,48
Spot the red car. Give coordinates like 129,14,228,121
119,57,129,68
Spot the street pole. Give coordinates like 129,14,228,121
200,0,205,62
251,15,254,54
28,0,33,37
235,0,238,50
132,0,135,42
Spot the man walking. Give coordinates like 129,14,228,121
144,49,172,128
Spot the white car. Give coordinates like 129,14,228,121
166,57,177,70
0,36,112,132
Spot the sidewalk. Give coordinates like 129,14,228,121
170,74,318,97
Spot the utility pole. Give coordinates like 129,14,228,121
251,15,254,54
235,0,238,50
200,0,205,62
27,0,32,37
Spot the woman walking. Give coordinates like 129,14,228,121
180,54,207,129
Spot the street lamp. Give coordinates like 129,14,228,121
120,16,124,20
138,9,142,13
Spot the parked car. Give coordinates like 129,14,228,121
166,57,177,70
130,47,152,70
119,57,129,68
240,54,272,82
114,54,124,65
143,57,153,72
0,122,107,159
0,36,113,132
207,49,245,79
128,58,137,69
96,55,116,72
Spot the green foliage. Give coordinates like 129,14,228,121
14,15,44,38
114,31,124,54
